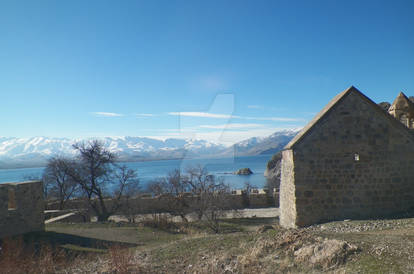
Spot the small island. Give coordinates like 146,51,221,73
234,167,253,175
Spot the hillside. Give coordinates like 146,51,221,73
229,129,300,157
9,215,414,273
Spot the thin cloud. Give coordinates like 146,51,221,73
245,116,304,122
168,112,234,119
144,127,302,146
199,123,264,129
91,112,124,117
167,111,303,122
135,113,155,117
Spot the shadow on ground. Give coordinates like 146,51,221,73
20,230,138,254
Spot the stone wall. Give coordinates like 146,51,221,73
46,190,278,218
0,181,44,238
281,89,414,228
280,149,297,227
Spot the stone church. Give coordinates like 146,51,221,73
280,86,414,228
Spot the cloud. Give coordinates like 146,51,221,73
91,112,124,117
167,111,304,122
168,112,234,119
245,116,303,122
144,127,302,146
193,127,302,145
135,113,155,117
199,123,264,129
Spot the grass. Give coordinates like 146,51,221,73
46,222,184,250
3,216,414,273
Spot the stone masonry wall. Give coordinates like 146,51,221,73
280,149,297,228
46,191,278,218
0,181,44,238
281,91,414,228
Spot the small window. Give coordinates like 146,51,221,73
400,114,409,127
8,188,16,210
354,153,360,162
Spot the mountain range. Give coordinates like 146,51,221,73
0,129,300,169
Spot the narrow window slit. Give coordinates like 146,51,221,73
8,188,16,210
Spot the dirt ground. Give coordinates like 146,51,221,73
108,207,280,223
33,214,412,273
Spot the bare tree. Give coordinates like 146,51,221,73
68,140,139,221
148,169,191,222
115,165,141,223
185,166,231,232
42,156,79,210
149,165,231,232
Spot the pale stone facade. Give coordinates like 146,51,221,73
0,181,44,238
280,86,414,228
388,92,414,129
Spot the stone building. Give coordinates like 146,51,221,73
388,92,414,129
280,86,414,228
0,181,44,238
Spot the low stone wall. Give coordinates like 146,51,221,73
46,190,279,219
0,181,44,238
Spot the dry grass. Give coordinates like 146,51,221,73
0,237,68,274
8,217,414,273
107,244,138,273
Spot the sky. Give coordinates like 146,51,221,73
0,0,413,144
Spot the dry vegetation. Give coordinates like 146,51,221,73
2,216,414,273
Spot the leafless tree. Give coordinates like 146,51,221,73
42,156,79,210
115,165,141,222
148,169,191,222
185,166,231,232
149,165,232,232
68,140,139,221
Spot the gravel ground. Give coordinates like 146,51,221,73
306,218,414,233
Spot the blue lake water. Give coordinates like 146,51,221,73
0,154,273,190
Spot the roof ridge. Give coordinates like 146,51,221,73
284,86,358,149
285,86,414,150
389,91,414,113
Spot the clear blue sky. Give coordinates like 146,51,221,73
1,0,413,144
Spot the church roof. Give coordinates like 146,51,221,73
285,86,414,150
388,92,414,117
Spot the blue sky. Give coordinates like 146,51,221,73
1,0,413,144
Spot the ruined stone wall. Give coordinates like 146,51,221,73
0,181,44,238
46,191,276,217
280,149,296,228
281,92,414,228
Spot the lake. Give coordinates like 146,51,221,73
0,154,273,190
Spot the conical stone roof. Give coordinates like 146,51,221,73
388,92,414,118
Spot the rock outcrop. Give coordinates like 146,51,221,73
264,152,282,190
234,168,253,175
294,239,358,269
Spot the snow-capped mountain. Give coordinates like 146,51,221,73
0,136,227,168
229,129,301,156
0,129,300,169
